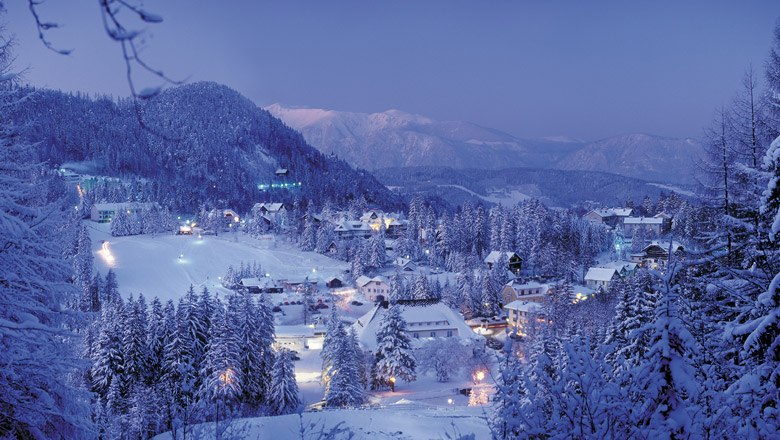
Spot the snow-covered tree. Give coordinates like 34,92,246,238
325,327,364,407
268,349,301,415
373,305,416,389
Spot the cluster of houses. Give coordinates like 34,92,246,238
583,207,672,236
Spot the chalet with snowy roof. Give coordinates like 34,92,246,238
325,276,345,289
582,209,618,227
623,214,671,236
333,220,372,240
90,202,158,223
484,251,522,275
356,275,390,302
253,202,286,217
584,267,619,290
596,260,638,278
500,279,550,304
352,299,482,350
240,277,283,294
393,257,417,272
504,300,543,336
632,240,685,269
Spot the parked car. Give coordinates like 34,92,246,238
316,303,329,309
272,306,282,313
283,301,290,305
350,300,363,306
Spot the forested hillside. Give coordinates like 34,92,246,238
10,82,403,212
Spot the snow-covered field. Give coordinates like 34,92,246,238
153,404,491,440
87,223,349,302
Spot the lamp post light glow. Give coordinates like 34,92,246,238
389,376,396,392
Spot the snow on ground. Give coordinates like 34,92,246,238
87,223,349,302
153,404,492,440
647,182,697,198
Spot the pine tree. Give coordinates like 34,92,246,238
373,305,417,389
268,349,301,415
74,224,94,311
102,269,120,305
632,267,698,439
490,336,526,440
111,208,131,237
325,327,365,407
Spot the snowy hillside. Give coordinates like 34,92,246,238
267,104,701,184
555,133,702,184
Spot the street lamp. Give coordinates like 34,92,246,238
389,376,396,392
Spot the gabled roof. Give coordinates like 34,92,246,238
356,276,387,288
596,260,637,272
612,208,634,217
352,301,481,350
254,202,285,213
484,251,520,264
334,220,372,232
504,300,542,313
586,208,616,218
584,267,619,282
504,279,548,291
643,240,684,254
394,257,416,270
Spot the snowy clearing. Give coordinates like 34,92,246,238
87,223,349,302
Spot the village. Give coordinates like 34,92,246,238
75,161,689,419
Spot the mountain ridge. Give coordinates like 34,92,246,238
267,104,702,184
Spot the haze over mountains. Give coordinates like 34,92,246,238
267,104,702,185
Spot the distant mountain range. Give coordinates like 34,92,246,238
267,104,702,185
373,166,692,210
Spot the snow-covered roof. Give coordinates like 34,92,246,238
484,251,519,264
586,208,616,218
356,276,387,288
334,220,372,232
643,240,684,254
254,202,285,213
275,168,288,175
352,301,482,350
504,300,542,313
241,277,278,288
359,210,385,222
92,202,157,211
624,217,664,225
612,208,633,217
394,257,416,270
584,267,619,282
504,279,547,290
596,260,637,272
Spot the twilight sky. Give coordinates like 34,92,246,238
4,1,778,140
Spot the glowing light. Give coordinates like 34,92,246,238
99,241,116,267
474,370,486,383
447,398,453,405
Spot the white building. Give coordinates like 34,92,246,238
504,300,542,336
333,220,372,239
90,202,157,223
352,299,482,350
584,267,619,290
500,279,550,304
356,275,390,302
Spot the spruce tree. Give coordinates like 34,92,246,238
373,305,417,389
268,349,301,415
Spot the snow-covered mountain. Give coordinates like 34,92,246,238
267,104,702,184
266,104,583,171
556,133,701,184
